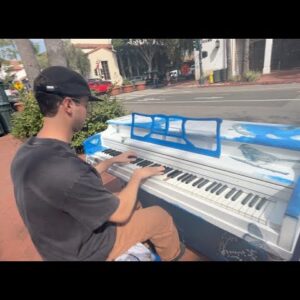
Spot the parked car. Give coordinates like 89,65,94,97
144,71,166,86
0,81,13,136
88,79,112,94
129,76,146,84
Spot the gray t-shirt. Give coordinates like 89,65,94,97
11,137,119,261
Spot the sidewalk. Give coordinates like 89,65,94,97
0,134,123,261
168,69,300,89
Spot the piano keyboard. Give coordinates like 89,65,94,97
89,148,287,227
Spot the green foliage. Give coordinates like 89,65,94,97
37,52,49,70
10,91,43,140
63,40,90,79
71,94,127,152
11,91,127,153
243,71,261,82
0,39,18,60
122,78,132,85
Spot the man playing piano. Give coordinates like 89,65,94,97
11,66,200,261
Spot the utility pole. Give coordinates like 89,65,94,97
199,39,205,85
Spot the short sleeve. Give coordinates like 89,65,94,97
64,170,119,230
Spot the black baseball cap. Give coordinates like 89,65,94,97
34,66,102,101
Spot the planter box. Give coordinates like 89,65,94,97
110,86,122,96
135,82,146,91
14,102,25,112
122,85,135,93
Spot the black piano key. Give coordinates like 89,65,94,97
181,174,192,182
110,150,119,156
225,188,236,199
248,195,260,207
255,197,268,210
185,175,197,184
192,178,204,187
210,183,222,193
149,163,161,167
131,158,143,164
177,173,189,181
172,171,183,179
216,185,227,195
197,179,209,189
142,161,154,167
167,170,179,178
241,193,253,205
164,167,173,174
103,149,113,154
136,160,147,166
205,181,217,191
231,190,243,201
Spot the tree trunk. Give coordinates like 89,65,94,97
126,54,133,78
243,39,250,74
13,39,41,89
226,39,233,80
117,53,125,77
136,64,140,76
44,39,67,67
147,59,152,73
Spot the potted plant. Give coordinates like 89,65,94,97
108,83,122,96
134,80,146,91
122,78,135,93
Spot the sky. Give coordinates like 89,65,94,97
30,39,46,53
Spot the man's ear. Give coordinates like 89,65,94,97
61,97,74,115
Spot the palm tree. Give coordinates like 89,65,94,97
226,39,233,80
44,39,67,67
243,39,250,74
13,39,41,88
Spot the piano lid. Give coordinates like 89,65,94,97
107,114,300,153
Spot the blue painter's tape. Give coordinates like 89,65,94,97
130,113,223,158
267,176,294,186
83,133,107,155
286,177,300,219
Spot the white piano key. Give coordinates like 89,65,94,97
207,186,232,206
258,201,275,225
216,187,237,207
226,192,249,211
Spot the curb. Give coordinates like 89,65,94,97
170,80,300,89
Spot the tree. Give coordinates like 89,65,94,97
243,39,250,74
130,39,163,73
44,39,67,67
112,39,129,77
13,39,41,88
226,39,233,79
63,41,90,79
0,39,18,60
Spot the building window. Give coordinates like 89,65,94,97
101,61,111,80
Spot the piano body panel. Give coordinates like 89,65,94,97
105,163,292,261
138,189,273,261
84,114,300,260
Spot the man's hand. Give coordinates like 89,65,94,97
132,165,165,181
111,151,137,164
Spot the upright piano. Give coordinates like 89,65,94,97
83,113,300,261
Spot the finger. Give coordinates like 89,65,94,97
126,150,137,157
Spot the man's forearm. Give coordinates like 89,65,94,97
110,175,142,223
95,157,115,174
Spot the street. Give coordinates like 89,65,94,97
118,83,300,125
